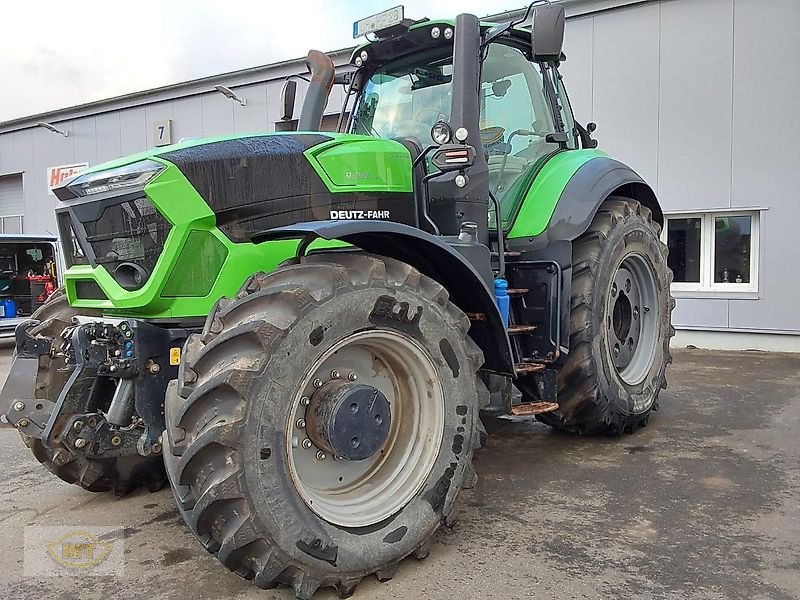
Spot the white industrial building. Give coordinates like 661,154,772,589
0,0,797,350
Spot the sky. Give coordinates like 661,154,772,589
0,0,521,122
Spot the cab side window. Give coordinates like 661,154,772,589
480,43,559,203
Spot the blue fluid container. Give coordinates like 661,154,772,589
494,278,510,328
1,299,16,318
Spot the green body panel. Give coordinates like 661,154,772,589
62,132,406,318
506,149,608,240
304,135,413,192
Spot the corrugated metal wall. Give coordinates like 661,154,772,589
560,0,800,334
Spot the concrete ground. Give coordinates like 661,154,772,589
1,347,799,599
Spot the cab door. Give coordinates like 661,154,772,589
479,42,572,228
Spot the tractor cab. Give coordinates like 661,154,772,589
346,11,575,230
343,5,588,237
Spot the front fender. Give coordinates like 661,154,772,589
254,220,514,376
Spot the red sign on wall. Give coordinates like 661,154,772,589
47,163,88,195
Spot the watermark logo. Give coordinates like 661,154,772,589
25,526,124,576
46,530,111,569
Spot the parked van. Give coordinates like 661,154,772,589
0,234,61,338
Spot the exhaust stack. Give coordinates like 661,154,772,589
297,50,336,131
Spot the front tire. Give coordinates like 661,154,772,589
538,197,674,435
163,253,486,598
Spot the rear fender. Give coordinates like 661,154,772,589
506,157,663,357
254,220,514,376
516,157,663,249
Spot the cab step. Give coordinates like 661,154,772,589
511,401,560,416
508,324,537,335
491,250,522,259
506,287,529,296
514,362,546,375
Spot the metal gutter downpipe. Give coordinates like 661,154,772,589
298,50,336,131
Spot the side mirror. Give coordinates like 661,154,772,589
532,4,566,62
280,80,297,122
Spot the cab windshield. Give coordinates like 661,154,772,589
349,43,560,221
349,50,453,144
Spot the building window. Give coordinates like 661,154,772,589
662,211,760,294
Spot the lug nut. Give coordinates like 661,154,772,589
111,435,122,446
296,418,306,429
12,402,24,412
151,443,162,454
316,451,327,461
17,419,29,428
74,438,86,449
347,372,358,381
149,363,161,374
301,396,310,406
330,369,340,379
313,378,323,389
302,438,313,449
73,421,83,432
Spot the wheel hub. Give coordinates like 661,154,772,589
306,381,392,461
607,254,660,386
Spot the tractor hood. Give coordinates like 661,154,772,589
55,132,417,242
52,132,417,317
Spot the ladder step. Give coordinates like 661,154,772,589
491,250,522,258
506,287,529,296
511,401,560,416
466,312,486,321
508,324,537,335
514,362,546,375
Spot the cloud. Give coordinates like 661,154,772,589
0,0,519,121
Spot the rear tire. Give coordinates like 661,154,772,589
537,197,674,435
20,288,165,494
163,253,486,598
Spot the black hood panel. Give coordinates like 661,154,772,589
159,133,415,242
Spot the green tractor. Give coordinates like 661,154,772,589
0,4,672,598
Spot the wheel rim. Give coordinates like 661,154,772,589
606,253,660,386
286,330,445,527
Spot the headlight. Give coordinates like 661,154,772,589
65,160,165,197
431,121,452,145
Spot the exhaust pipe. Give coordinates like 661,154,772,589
297,50,336,131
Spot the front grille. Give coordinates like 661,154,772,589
80,197,171,286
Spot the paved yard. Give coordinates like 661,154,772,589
0,347,799,599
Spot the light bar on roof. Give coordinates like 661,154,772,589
353,6,404,39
